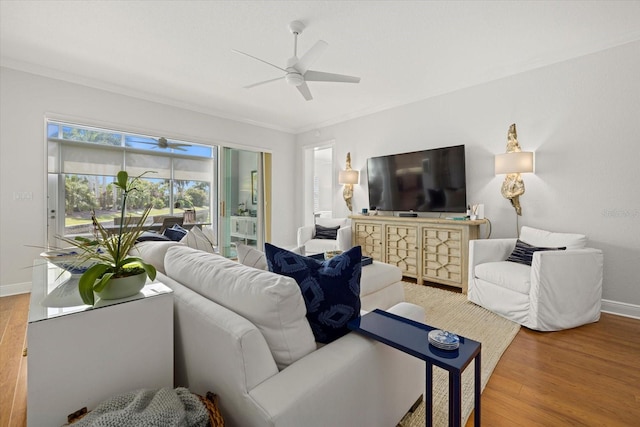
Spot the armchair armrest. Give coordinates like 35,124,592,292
336,226,353,252
297,225,314,247
468,238,517,277
529,248,604,331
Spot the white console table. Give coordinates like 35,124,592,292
230,215,258,243
27,260,174,426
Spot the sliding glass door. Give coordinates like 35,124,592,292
219,147,267,258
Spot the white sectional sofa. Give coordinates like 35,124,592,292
134,242,424,427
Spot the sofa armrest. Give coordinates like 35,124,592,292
336,225,353,252
297,225,314,247
246,303,425,427
529,248,604,330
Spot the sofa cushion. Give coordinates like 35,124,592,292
475,261,531,294
236,244,304,271
360,261,402,298
164,245,315,370
506,239,566,266
265,243,362,344
520,226,587,250
131,241,183,274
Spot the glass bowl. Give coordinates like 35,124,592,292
40,248,101,276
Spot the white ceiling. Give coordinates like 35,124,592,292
2,1,640,134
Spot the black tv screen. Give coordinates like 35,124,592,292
367,145,467,213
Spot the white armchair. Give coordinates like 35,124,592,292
467,226,603,331
297,217,353,255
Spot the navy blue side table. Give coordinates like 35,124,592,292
348,309,481,427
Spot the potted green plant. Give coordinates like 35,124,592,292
60,170,157,305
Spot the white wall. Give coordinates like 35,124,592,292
296,41,640,309
0,67,297,294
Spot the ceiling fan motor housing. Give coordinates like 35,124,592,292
288,20,305,35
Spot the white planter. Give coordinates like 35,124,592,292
96,272,147,300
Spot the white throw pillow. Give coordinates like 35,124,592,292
236,244,304,270
520,226,587,250
315,217,348,229
164,246,315,370
180,226,216,253
200,225,216,244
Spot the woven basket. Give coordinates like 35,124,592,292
196,392,225,427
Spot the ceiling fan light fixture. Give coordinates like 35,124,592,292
285,72,304,86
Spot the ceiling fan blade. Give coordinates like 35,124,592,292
296,40,328,74
304,70,361,84
244,76,285,89
296,82,313,101
232,49,287,72
172,146,188,151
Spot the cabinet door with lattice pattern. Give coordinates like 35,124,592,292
353,221,383,261
385,224,419,278
422,226,463,287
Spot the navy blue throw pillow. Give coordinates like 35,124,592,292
265,243,362,344
163,224,188,242
314,224,339,240
136,231,172,242
506,239,566,266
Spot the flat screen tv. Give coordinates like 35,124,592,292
367,145,467,213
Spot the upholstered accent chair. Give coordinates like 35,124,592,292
297,217,353,255
467,226,603,331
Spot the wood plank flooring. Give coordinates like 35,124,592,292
465,312,640,426
2,292,639,426
1,294,29,427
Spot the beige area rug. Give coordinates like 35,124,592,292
398,282,520,427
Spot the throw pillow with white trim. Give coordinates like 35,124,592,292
314,224,340,240
506,239,566,266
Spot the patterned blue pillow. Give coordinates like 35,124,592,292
265,243,362,344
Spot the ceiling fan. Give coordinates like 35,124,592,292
233,21,361,101
136,137,192,151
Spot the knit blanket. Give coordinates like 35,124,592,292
71,387,209,427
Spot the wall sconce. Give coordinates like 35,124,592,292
495,124,534,216
339,152,359,212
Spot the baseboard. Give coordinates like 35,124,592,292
0,281,32,297
601,299,640,320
